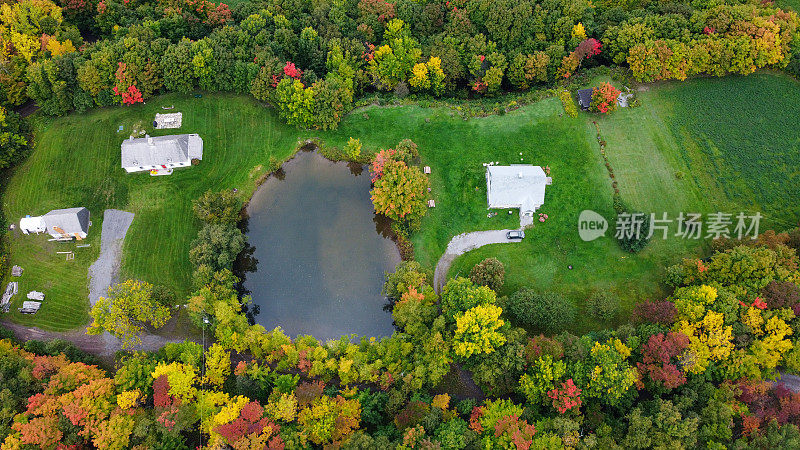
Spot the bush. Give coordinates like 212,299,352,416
632,300,676,326
761,281,800,311
558,90,578,118
506,288,576,334
344,137,363,161
585,291,619,321
192,190,242,224
786,228,800,253
469,258,505,292
590,82,621,114
616,211,651,253
395,139,419,163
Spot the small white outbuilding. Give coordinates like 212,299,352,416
19,216,46,234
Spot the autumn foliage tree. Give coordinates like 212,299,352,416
370,157,428,230
88,279,172,349
590,82,621,114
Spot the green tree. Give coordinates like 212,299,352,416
161,39,196,94
440,277,496,322
88,279,171,349
274,77,315,129
469,258,505,292
367,19,421,90
370,158,428,229
192,190,242,224
0,106,29,169
189,224,246,271
624,399,699,449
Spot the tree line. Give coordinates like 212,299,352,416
1,0,798,130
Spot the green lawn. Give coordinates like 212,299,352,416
4,73,799,333
3,94,300,330
448,73,800,333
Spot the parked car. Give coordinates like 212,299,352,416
506,230,525,239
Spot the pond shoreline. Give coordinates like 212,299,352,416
234,149,400,340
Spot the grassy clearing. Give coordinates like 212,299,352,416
4,73,799,333
3,93,299,330
448,73,800,333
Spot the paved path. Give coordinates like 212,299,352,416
433,230,522,293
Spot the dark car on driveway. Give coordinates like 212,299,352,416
506,230,525,240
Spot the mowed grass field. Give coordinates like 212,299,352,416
448,73,800,333
3,94,300,330
3,73,799,333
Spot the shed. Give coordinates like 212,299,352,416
19,301,41,314
42,207,90,240
577,88,593,111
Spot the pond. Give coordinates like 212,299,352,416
242,150,401,340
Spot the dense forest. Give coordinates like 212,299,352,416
1,0,798,130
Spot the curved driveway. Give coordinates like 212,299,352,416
433,230,522,293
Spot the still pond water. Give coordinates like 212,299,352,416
243,151,400,340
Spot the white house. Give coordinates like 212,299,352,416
121,134,203,173
20,207,91,240
486,165,551,226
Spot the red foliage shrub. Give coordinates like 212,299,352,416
637,332,690,389
493,414,537,448
590,83,621,114
524,335,564,364
153,375,176,407
738,380,800,431
574,38,602,59
394,401,429,430
283,62,303,79
469,406,485,432
295,381,325,407
632,299,676,325
761,281,800,311
370,149,397,182
357,0,396,23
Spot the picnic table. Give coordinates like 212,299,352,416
27,291,44,301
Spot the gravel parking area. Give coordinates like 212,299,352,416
433,229,522,292
87,209,135,305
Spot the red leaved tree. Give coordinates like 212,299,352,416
547,379,582,414
637,332,690,390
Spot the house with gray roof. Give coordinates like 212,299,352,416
486,165,552,226
121,134,203,173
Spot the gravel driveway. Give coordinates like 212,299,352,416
433,230,522,292
87,209,135,306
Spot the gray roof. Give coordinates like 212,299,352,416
121,134,202,168
43,207,90,235
486,165,548,211
577,89,593,108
